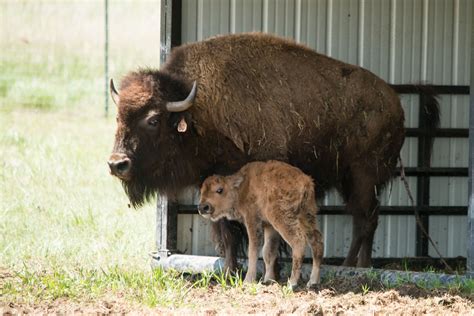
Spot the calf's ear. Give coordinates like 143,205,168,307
229,174,244,188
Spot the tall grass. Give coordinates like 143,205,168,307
0,1,161,273
0,0,160,111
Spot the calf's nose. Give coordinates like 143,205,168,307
198,203,212,215
108,154,132,178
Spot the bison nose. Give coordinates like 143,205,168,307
108,154,132,179
198,203,212,215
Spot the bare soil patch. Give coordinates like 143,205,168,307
2,271,472,315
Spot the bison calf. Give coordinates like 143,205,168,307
198,160,324,288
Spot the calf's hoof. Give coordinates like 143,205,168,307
244,275,257,283
262,278,277,286
287,280,299,292
306,281,321,291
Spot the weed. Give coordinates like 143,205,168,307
213,270,230,289
246,282,260,295
281,283,294,298
430,277,442,289
460,278,474,294
415,279,428,290
321,270,337,283
361,284,370,295
228,270,244,288
401,258,410,272
365,268,379,282
422,265,437,273
193,270,213,288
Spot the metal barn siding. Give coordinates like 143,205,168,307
172,0,472,259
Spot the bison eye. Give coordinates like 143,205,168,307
216,188,223,194
148,117,159,127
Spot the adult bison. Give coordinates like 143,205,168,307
108,32,438,268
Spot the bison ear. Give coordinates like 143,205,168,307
110,79,120,106
229,174,244,188
177,117,187,133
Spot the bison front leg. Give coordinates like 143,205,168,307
211,219,238,272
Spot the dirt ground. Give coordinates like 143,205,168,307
2,274,472,315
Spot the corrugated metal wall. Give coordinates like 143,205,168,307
175,0,472,258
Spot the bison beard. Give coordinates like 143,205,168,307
109,33,439,269
121,147,199,208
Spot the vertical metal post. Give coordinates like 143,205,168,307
104,0,109,117
416,93,431,256
467,10,474,276
160,0,172,66
156,0,174,259
156,195,178,259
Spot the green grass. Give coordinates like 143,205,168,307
0,50,102,111
0,106,158,272
0,0,161,275
2,267,192,307
2,266,252,308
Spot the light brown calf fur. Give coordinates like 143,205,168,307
198,160,323,288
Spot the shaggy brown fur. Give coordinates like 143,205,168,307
198,161,324,288
108,32,439,268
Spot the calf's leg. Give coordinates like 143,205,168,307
306,228,324,287
299,189,324,287
271,218,306,289
262,225,280,283
243,216,261,283
287,238,306,289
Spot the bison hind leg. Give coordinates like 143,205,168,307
341,165,382,268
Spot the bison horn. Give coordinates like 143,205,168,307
166,81,197,112
110,79,120,106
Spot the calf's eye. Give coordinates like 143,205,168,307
216,188,223,194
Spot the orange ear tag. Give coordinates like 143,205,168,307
177,117,188,133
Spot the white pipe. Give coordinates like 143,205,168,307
151,254,471,288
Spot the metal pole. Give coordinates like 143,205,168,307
104,0,109,117
156,0,174,259
160,0,172,66
467,5,474,276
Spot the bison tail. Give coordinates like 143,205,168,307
392,84,440,152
